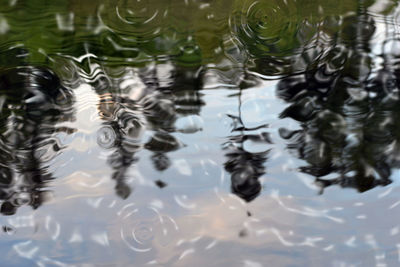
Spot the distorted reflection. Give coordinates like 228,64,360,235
0,66,74,214
276,6,400,193
1,0,400,265
223,97,271,201
96,63,204,198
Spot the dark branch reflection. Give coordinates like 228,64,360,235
0,67,75,215
223,92,271,201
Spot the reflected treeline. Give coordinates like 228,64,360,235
276,3,400,193
0,66,75,215
95,63,205,198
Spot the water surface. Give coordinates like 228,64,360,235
1,0,400,266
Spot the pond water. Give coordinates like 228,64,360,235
1,0,400,266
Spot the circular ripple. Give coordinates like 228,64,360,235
101,0,168,38
231,0,302,56
97,125,117,149
116,203,179,253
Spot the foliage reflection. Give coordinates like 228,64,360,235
0,66,75,215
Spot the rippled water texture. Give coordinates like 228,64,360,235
2,0,400,266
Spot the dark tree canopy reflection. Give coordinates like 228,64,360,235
0,67,74,214
276,7,400,193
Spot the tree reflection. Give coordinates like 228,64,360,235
223,92,271,202
276,4,400,193
96,63,204,198
0,67,75,215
